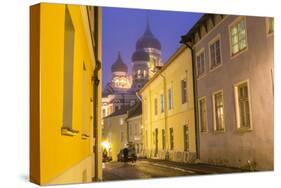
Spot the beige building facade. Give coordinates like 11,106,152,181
181,14,274,170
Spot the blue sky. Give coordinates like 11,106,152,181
102,7,202,87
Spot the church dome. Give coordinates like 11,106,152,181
136,22,161,50
111,52,128,73
132,50,150,62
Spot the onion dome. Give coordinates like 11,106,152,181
132,50,150,62
111,52,128,73
136,20,161,50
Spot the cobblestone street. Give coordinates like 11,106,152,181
103,159,246,181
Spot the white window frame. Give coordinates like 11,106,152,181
212,90,225,132
228,16,248,58
195,48,206,79
208,34,223,71
198,96,208,133
234,80,253,131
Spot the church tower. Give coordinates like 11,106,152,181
131,20,162,90
111,52,131,91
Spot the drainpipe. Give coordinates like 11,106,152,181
92,6,101,181
159,73,169,160
182,42,200,160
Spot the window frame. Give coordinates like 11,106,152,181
195,48,206,79
154,97,158,116
208,34,223,71
234,80,253,131
183,125,189,152
168,87,173,110
212,90,225,132
181,78,188,104
160,93,164,113
169,128,174,150
228,16,248,58
198,96,208,133
266,17,274,36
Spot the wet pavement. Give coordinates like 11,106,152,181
102,159,246,181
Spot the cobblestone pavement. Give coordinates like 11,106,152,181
102,159,246,181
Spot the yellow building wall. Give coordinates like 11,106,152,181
141,46,196,161
30,3,101,185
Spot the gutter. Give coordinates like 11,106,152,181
93,6,101,181
181,40,200,160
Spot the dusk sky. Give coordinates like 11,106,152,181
102,7,202,87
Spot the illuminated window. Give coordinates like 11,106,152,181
137,69,141,78
143,70,147,78
169,128,174,150
196,50,205,77
62,6,75,131
160,94,164,113
168,88,173,110
234,81,251,129
120,118,124,125
213,91,225,131
209,37,221,69
181,79,187,104
230,17,247,56
199,97,207,132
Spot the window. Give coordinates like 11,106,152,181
121,131,124,142
213,91,225,131
143,70,147,78
234,81,251,129
168,88,173,110
209,37,221,69
183,125,189,152
154,98,158,115
230,17,247,56
181,79,187,104
102,109,106,117
160,94,164,113
120,118,124,125
162,129,165,150
115,105,119,112
199,97,207,132
267,17,274,34
62,6,75,132
196,50,205,77
137,69,141,78
169,128,174,150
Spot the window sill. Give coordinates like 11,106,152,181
81,133,90,139
61,127,79,136
230,47,248,60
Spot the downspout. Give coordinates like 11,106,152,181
159,73,169,160
182,42,200,160
93,7,101,181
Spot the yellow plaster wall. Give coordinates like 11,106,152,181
36,3,95,184
141,46,196,157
